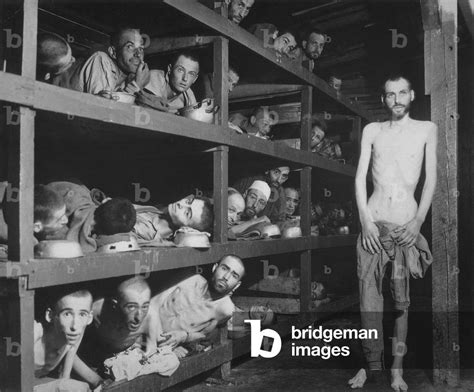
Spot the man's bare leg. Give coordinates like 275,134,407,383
391,310,408,391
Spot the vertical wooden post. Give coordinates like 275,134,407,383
300,86,312,312
212,35,229,243
3,1,37,390
211,11,231,379
213,146,229,243
1,278,35,392
213,36,229,126
422,0,459,386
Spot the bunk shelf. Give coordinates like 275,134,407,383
162,0,375,122
104,292,359,392
229,84,304,103
0,71,356,177
0,235,357,289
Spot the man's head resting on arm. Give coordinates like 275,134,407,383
37,32,75,81
167,194,214,232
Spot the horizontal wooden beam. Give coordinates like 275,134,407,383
162,0,375,122
0,235,357,288
230,84,303,102
0,72,357,176
146,35,215,55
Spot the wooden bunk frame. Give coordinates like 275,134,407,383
0,0,460,390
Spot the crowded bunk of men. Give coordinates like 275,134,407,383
0,1,357,390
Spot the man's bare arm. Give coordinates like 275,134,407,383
355,124,382,253
72,355,103,387
397,123,438,246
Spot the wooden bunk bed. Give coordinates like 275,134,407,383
0,1,380,390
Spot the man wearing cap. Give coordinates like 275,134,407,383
240,180,271,221
233,166,290,223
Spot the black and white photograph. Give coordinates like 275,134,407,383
0,0,473,391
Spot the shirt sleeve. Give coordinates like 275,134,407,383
79,52,117,94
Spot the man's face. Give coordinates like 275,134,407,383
311,126,325,148
52,295,92,346
383,78,414,120
117,286,151,332
168,195,205,229
168,55,199,94
274,33,297,55
228,0,254,24
252,109,276,136
35,205,69,241
284,188,300,217
228,70,240,92
227,193,245,226
267,167,290,188
212,256,244,295
303,32,326,60
244,189,267,218
113,29,144,74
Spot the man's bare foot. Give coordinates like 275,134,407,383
391,369,408,391
348,368,367,389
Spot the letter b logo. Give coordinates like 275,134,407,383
245,320,282,358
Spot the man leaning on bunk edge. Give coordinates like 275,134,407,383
349,75,437,392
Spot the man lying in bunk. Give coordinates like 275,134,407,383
77,277,179,388
233,166,290,223
227,187,245,227
37,32,84,89
75,27,150,98
248,24,298,61
0,183,69,247
226,0,255,25
276,187,302,232
227,180,272,239
133,194,214,247
297,27,327,72
228,106,278,138
149,255,245,356
34,286,93,392
194,64,240,101
141,51,199,114
47,181,137,254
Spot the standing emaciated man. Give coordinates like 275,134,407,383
349,75,437,392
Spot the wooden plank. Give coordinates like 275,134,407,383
420,0,441,30
233,292,360,316
248,276,303,295
0,235,358,288
213,146,228,242
0,278,35,392
233,296,301,314
459,0,474,40
213,36,229,125
229,84,303,102
146,35,215,55
7,106,35,262
162,0,375,122
0,72,358,177
299,80,312,316
425,0,459,386
21,0,38,79
105,342,232,391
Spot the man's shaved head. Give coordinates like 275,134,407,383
116,276,150,299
